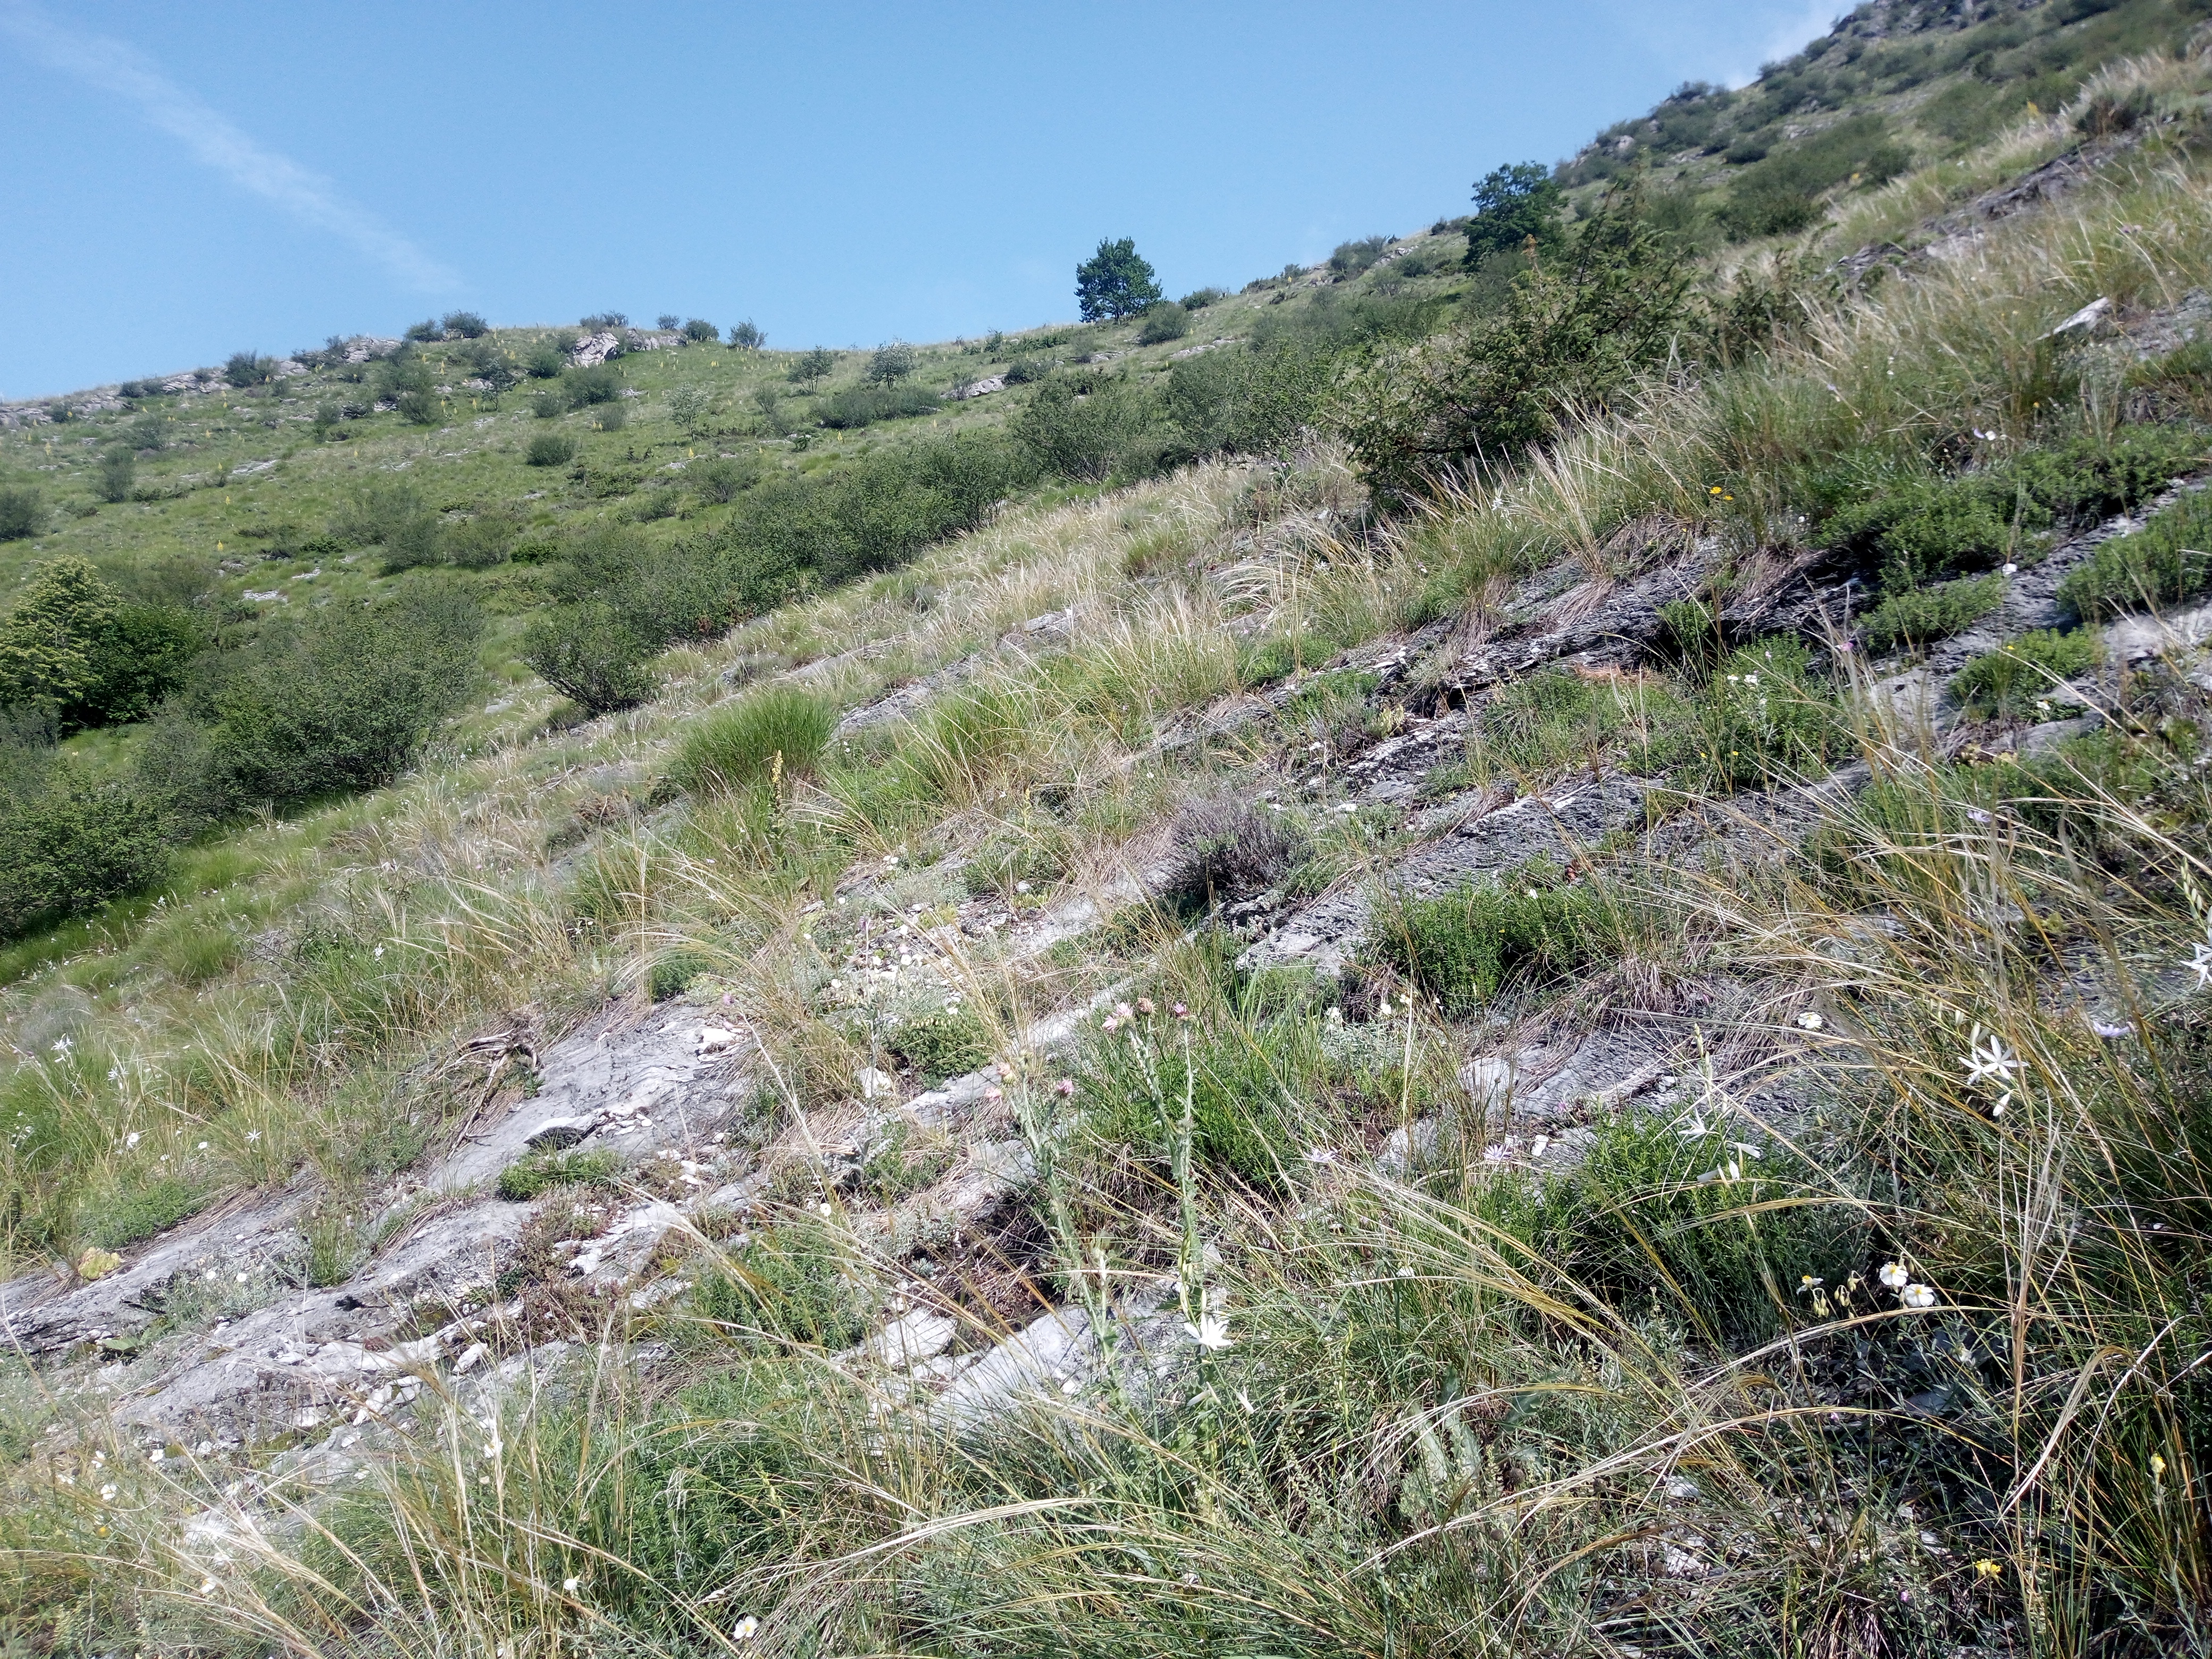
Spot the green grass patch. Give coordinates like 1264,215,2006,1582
691,1216,873,1350
496,1146,623,1203
672,685,837,796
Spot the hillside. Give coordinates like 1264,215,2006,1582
7,2,2212,1655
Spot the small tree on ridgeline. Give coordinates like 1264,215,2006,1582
1076,238,1162,322
1464,162,1566,267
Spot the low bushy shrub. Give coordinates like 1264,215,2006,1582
689,455,759,504
526,431,578,467
592,402,629,432
441,311,490,338
1856,573,2005,653
2058,485,2212,620
1160,796,1306,912
521,601,658,714
95,449,135,504
1372,867,1619,1015
0,487,41,541
890,1006,992,1084
648,949,715,1002
0,758,171,942
672,686,836,795
1136,301,1192,345
816,382,940,429
1949,627,2100,719
79,1174,206,1251
187,576,485,810
1012,373,1171,483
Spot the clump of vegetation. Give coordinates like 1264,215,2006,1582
672,686,836,796
1160,795,1306,912
1136,301,1192,345
648,949,715,1002
521,602,658,715
1856,572,2006,653
1075,236,1162,321
1950,627,2101,719
890,1006,991,1084
496,1146,624,1202
2058,484,2212,619
526,431,578,467
1372,865,1620,1014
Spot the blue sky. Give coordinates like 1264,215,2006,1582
0,0,1841,399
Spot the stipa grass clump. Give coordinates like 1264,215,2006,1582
1159,795,1307,912
671,685,837,796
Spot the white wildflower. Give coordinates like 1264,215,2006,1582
1184,1313,1232,1351
1901,1283,1937,1310
1880,1262,1910,1289
1961,1025,2023,1115
1796,1011,1823,1030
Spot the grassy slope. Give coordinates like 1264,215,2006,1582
7,4,2212,1653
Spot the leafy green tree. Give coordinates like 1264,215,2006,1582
441,311,491,338
867,340,917,384
1075,237,1162,322
788,347,836,385
727,320,765,349
0,557,119,714
1464,162,1565,266
681,317,719,343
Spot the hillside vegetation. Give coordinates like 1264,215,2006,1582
6,2,2212,1655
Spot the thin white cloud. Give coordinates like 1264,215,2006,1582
1727,1,1848,87
0,2,456,290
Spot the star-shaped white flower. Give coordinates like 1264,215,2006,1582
1184,1313,1233,1352
1962,1025,2023,1115
2186,936,2212,993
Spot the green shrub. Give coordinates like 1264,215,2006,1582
2057,487,2212,621
817,382,940,429
521,602,658,714
692,1217,872,1349
1136,301,1192,345
1179,288,1227,310
689,455,759,504
0,760,171,941
0,488,41,541
673,686,836,795
188,576,484,810
441,310,490,338
1675,638,1845,790
1857,573,2005,653
1950,628,2101,719
223,351,274,388
569,365,621,406
727,320,765,349
443,513,514,570
787,347,836,384
648,949,716,1002
1372,868,1620,1016
890,1006,992,1084
681,317,718,343
1013,373,1170,482
94,449,135,504
592,402,629,432
1828,473,2012,591
526,431,579,467
496,1146,623,1202
525,343,567,379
